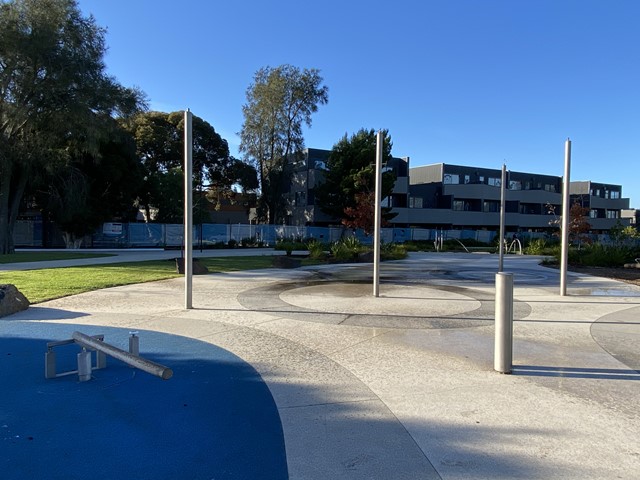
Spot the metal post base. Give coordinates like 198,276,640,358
494,272,514,374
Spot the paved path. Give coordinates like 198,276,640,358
2,252,640,479
0,247,283,271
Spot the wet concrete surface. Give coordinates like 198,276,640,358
2,252,640,479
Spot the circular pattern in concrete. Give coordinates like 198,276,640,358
237,276,531,329
281,283,481,317
590,305,640,372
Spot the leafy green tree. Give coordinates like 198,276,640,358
0,0,145,253
608,221,639,245
126,111,257,223
239,64,328,223
315,129,397,231
33,129,144,247
152,168,184,223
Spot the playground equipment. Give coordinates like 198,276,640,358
45,331,172,382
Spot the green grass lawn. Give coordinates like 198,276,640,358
0,256,274,304
0,252,115,264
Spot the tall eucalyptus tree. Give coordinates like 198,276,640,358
239,65,328,223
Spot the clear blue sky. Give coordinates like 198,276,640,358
77,0,640,208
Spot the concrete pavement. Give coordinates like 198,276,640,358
2,252,639,479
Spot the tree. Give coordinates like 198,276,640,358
239,64,328,223
33,128,144,247
547,201,592,244
0,0,145,253
343,192,381,234
125,111,257,223
609,221,640,245
315,129,397,231
567,202,591,244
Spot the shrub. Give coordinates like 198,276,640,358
524,238,547,255
380,242,408,260
579,244,638,267
522,237,560,256
307,240,326,260
275,240,296,256
331,241,354,261
341,236,364,252
241,237,257,247
552,243,640,267
440,238,491,252
327,236,367,260
404,240,434,252
227,239,237,248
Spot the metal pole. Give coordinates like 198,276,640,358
72,332,173,380
498,164,506,272
560,138,571,296
184,109,193,309
494,272,513,373
373,131,383,297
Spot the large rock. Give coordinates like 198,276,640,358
272,255,302,269
175,258,209,275
0,284,29,318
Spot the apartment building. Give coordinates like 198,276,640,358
406,164,629,233
283,148,410,227
283,152,630,234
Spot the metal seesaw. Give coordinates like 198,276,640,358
45,331,173,382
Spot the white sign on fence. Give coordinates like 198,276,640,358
102,223,123,236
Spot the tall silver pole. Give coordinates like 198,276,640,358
498,164,506,272
373,130,383,297
184,109,193,309
560,138,571,296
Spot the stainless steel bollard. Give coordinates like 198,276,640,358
494,272,513,374
77,349,92,382
129,332,139,357
45,350,56,379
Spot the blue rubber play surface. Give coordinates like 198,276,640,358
0,321,288,480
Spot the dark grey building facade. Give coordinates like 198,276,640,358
283,148,410,227
283,152,630,234
406,164,629,233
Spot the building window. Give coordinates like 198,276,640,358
479,176,485,183
453,200,464,211
606,210,619,219
488,177,501,187
589,209,598,218
520,203,540,215
610,190,620,199
509,180,522,190
409,197,423,208
483,201,499,212
464,175,470,184
444,174,460,184
544,184,556,192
